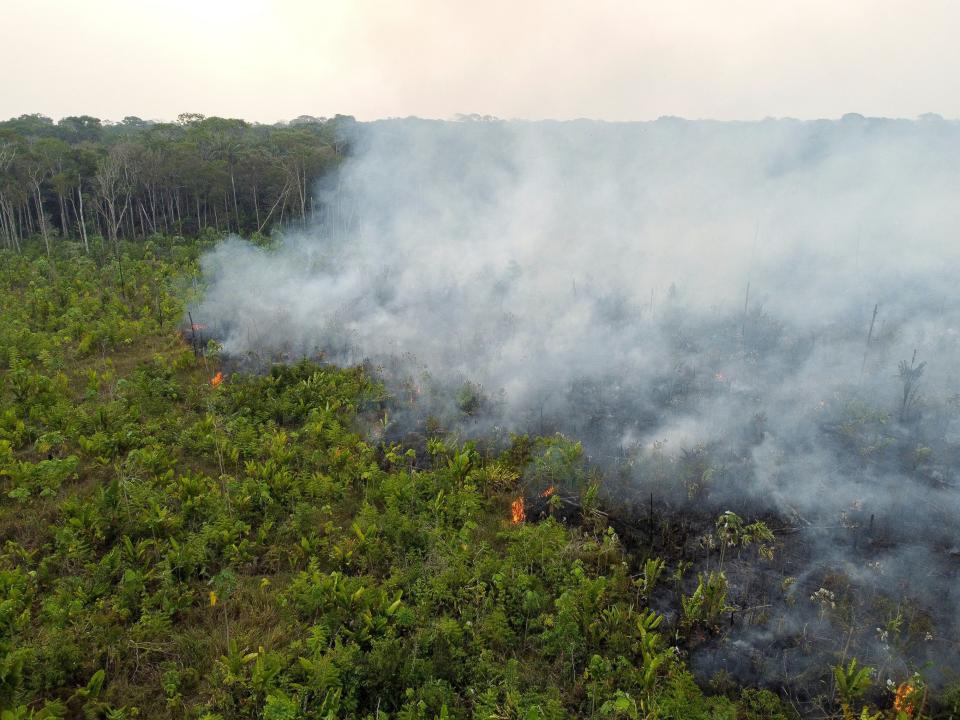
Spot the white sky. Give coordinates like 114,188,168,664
4,0,959,123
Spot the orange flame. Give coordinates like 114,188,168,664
511,496,526,524
540,485,556,498
191,322,207,332
210,371,224,388
893,682,916,716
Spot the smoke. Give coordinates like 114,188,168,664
195,115,960,698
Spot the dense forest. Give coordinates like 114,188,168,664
3,115,960,719
0,113,353,253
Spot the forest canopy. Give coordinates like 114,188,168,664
0,113,354,254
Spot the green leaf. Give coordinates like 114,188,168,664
86,669,106,698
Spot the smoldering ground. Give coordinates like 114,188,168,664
194,116,960,701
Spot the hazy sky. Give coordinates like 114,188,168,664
5,0,959,122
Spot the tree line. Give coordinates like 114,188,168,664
0,112,355,256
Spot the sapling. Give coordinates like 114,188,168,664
681,570,733,630
634,557,665,603
714,511,775,568
898,349,926,421
833,658,873,720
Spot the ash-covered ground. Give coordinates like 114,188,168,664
194,116,960,700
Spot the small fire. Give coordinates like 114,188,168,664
511,496,526,524
540,485,556,498
210,371,224,388
893,682,916,716
190,322,208,332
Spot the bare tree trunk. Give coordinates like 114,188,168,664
230,170,240,233
10,205,20,252
0,201,7,250
292,162,307,226
21,202,33,237
126,195,136,240
139,202,155,235
256,181,289,234
33,183,52,261
148,186,158,233
0,195,11,250
57,193,69,239
0,147,20,250
0,193,13,251
77,181,89,253
138,202,148,237
94,146,133,253
165,192,173,233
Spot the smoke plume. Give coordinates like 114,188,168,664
195,115,960,697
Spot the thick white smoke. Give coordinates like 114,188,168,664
195,116,960,692
199,116,960,384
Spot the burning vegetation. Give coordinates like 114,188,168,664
7,117,960,719
510,495,525,524
191,119,960,716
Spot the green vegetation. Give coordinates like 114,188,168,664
0,113,352,256
0,236,952,719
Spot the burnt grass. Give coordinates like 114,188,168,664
203,332,960,708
